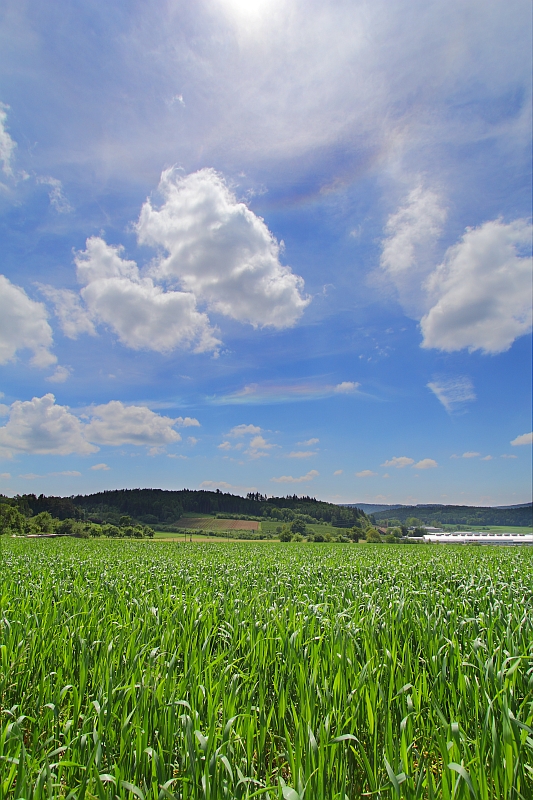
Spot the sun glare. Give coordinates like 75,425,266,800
221,0,276,21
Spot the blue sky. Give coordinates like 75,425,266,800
0,0,531,506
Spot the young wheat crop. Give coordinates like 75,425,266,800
1,539,531,799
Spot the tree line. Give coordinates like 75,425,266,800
0,488,367,527
0,503,154,539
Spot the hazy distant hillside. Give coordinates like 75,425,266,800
372,503,532,527
342,503,405,514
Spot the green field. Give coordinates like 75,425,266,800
153,531,274,543
465,525,533,534
1,539,532,799
259,520,341,537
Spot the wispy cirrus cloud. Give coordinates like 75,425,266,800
427,376,476,412
36,176,72,213
0,103,16,176
380,185,447,316
211,380,360,405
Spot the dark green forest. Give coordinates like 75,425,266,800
372,503,532,527
0,489,367,527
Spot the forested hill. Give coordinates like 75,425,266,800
4,488,367,527
372,503,533,527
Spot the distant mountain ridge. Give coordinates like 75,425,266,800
365,503,533,527
342,502,532,511
494,503,533,510
341,503,406,514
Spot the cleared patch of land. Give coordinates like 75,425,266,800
170,516,260,530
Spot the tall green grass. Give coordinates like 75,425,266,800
1,539,531,799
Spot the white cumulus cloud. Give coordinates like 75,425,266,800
40,169,310,358
137,168,310,328
249,435,272,449
84,401,182,447
39,286,97,339
427,376,476,412
271,469,319,484
0,394,97,457
356,470,377,477
288,451,315,458
90,463,110,471
299,438,319,446
421,219,532,354
246,434,276,459
334,381,360,393
381,456,414,469
413,458,437,469
200,480,235,490
76,237,220,354
0,394,199,458
229,424,261,437
511,432,532,446
177,416,200,427
46,365,71,384
0,276,56,368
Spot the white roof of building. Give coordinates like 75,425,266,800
424,532,533,545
